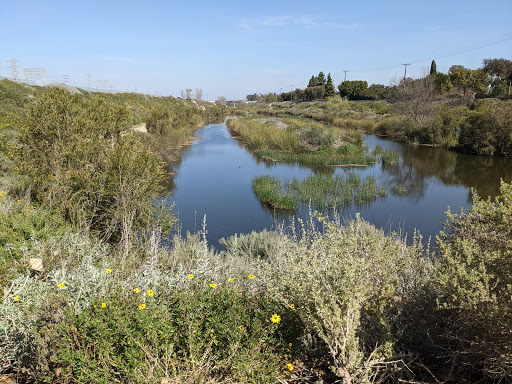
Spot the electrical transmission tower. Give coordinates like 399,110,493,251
24,68,46,84
63,74,69,85
95,80,110,91
87,73,92,90
9,58,19,82
343,70,349,81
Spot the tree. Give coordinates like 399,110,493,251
246,93,258,102
469,69,491,95
293,88,306,101
434,72,453,94
217,96,227,106
449,65,472,94
483,57,512,96
317,72,326,85
185,88,192,100
430,60,437,75
194,88,203,103
308,75,319,87
449,66,491,95
337,80,368,99
368,83,390,99
325,73,336,97
391,75,438,125
263,92,278,103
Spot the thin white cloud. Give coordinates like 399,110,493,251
262,16,315,28
238,18,255,32
239,15,359,31
102,56,135,63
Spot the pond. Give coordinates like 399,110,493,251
165,122,512,248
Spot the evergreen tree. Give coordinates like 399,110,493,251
430,60,437,75
325,73,336,97
317,72,326,85
308,75,319,87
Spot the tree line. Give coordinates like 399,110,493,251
247,57,512,102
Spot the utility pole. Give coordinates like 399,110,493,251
343,70,349,82
9,58,19,82
87,73,92,90
290,85,293,101
402,63,411,80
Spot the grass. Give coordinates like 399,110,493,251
253,173,387,210
372,145,400,164
392,183,409,195
252,175,298,209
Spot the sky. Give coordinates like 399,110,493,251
1,0,511,100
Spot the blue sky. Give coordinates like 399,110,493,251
1,0,511,99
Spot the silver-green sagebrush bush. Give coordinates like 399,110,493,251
433,181,512,381
254,214,429,383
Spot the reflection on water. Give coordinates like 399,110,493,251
165,124,512,248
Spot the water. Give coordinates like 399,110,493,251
165,123,512,248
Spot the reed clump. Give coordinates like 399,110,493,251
252,175,298,209
253,173,386,210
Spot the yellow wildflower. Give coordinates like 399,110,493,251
270,314,281,324
105,269,112,274
209,284,217,288
147,289,154,297
134,288,140,293
101,302,106,308
290,303,295,309
58,283,65,288
188,274,194,279
138,304,146,311
228,278,234,283
238,325,244,330
14,296,19,302
248,274,255,279
287,363,294,371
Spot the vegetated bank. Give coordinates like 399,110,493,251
245,87,512,158
227,116,397,166
0,79,511,384
242,59,512,157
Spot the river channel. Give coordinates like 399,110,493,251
165,122,512,248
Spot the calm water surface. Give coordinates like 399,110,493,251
165,123,512,248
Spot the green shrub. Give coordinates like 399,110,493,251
22,89,167,247
458,101,512,156
433,181,512,381
40,285,294,384
0,195,69,287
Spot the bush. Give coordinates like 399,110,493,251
259,215,428,383
0,195,69,287
458,101,512,156
433,181,512,381
22,89,167,247
42,286,294,383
